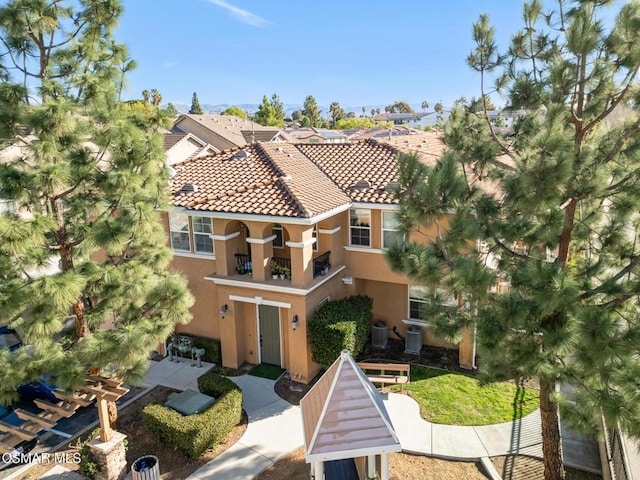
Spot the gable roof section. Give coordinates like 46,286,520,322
296,139,402,204
168,143,349,218
300,350,401,463
174,114,285,149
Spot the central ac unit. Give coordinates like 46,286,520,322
371,321,388,348
405,326,423,354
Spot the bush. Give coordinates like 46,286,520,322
308,295,373,369
142,373,242,458
190,335,221,364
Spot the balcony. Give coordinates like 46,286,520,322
222,251,341,291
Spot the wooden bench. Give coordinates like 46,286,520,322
357,362,410,390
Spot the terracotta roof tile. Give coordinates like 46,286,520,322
296,139,402,204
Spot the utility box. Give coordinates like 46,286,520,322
405,326,423,354
371,321,388,348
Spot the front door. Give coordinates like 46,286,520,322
258,305,281,366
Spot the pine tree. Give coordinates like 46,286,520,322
387,1,640,479
254,94,284,127
302,95,321,127
0,0,193,405
189,91,204,114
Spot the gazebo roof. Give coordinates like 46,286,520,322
300,350,401,463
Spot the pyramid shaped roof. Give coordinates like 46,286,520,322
300,350,401,463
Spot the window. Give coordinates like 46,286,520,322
192,216,214,255
409,286,458,322
349,209,371,247
409,285,429,321
382,211,401,249
312,224,318,252
169,212,190,251
272,224,284,248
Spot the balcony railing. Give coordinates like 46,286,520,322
234,253,252,274
271,256,292,272
313,251,331,278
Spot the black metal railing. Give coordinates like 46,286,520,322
313,251,331,278
234,253,252,274
271,256,292,272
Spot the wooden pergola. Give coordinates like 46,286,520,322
300,350,402,480
0,373,129,453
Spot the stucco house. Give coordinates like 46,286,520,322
172,114,291,152
162,131,480,384
164,132,219,166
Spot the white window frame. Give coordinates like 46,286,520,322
169,212,191,252
408,286,457,322
192,216,214,255
382,211,401,249
349,209,371,247
272,224,284,248
408,285,429,322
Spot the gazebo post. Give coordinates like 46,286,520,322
381,453,390,480
313,461,324,479
367,455,376,478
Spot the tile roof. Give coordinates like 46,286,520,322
168,131,512,219
168,143,349,218
297,139,402,204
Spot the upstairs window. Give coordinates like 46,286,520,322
169,212,190,252
192,216,214,255
272,224,284,248
350,209,371,247
382,211,401,249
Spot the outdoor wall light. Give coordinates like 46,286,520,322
220,304,228,319
291,315,299,330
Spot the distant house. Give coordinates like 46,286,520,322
372,113,429,125
172,114,291,151
161,131,489,384
164,132,219,166
285,127,348,144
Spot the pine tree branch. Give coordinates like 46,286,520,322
583,65,640,135
580,257,640,300
600,116,640,166
490,233,531,260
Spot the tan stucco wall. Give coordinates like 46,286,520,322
160,206,475,382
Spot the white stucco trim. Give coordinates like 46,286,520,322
167,203,350,225
246,235,277,244
344,246,385,254
204,265,346,296
171,251,216,260
318,226,341,235
228,295,291,309
351,202,399,211
210,231,240,241
285,238,316,248
401,318,432,327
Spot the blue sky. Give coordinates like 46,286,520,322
115,1,620,109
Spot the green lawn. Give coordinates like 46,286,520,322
395,366,539,426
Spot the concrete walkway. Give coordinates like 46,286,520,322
143,358,600,479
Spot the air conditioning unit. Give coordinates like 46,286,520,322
405,326,423,355
371,321,388,349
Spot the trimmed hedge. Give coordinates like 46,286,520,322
142,372,242,458
190,335,221,364
308,295,373,369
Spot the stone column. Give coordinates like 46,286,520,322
88,431,128,480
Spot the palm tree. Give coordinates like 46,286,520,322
421,100,429,111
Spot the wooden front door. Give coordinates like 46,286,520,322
258,305,281,366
